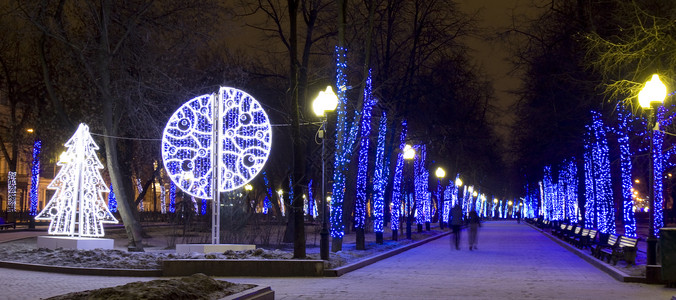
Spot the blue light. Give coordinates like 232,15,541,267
414,145,429,225
652,106,666,236
584,111,615,234
373,112,388,234
308,179,314,217
108,184,117,213
390,120,407,232
29,140,41,216
263,171,275,215
169,181,176,213
330,46,361,240
617,107,636,237
354,70,376,230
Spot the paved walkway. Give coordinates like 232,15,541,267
1,221,673,299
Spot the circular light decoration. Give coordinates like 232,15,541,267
162,87,272,198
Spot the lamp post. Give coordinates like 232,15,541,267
638,74,667,266
403,144,416,239
435,167,446,229
472,190,478,215
493,198,498,219
313,86,338,261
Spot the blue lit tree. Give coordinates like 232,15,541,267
616,107,636,237
542,166,553,221
373,112,388,244
389,120,407,240
414,145,429,231
330,46,361,252
584,111,615,233
29,140,41,216
354,70,376,250
108,184,117,213
307,179,314,219
563,159,578,222
169,181,176,213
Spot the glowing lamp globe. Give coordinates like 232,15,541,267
435,167,446,179
638,74,667,108
403,145,415,160
473,191,478,197
493,198,498,204
455,178,463,187
312,86,339,117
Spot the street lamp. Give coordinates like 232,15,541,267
313,86,338,261
493,198,498,219
403,144,416,239
435,167,446,229
638,74,667,266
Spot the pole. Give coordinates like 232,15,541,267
320,119,329,260
212,93,220,245
647,105,657,265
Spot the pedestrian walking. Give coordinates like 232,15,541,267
450,204,463,250
468,209,480,250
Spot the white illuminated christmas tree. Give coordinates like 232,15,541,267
36,124,118,237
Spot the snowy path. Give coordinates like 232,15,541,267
0,221,672,299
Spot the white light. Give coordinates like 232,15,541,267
36,124,118,237
161,87,272,198
312,86,339,117
638,74,667,108
403,144,415,160
435,167,446,179
455,178,463,187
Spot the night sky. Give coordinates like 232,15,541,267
457,0,540,143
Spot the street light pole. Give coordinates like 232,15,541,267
319,118,330,261
313,86,338,261
403,145,415,239
638,74,667,266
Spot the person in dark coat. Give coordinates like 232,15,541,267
450,204,463,250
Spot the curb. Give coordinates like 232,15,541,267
0,260,163,277
324,230,452,277
527,223,645,283
221,285,274,300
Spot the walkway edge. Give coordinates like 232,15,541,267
324,230,452,277
0,260,163,277
528,224,645,283
221,285,274,300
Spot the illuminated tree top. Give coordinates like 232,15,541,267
35,124,118,237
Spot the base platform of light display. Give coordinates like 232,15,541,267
176,243,255,254
37,236,114,250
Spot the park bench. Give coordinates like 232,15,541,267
0,218,15,230
564,226,582,244
607,235,639,265
594,233,619,260
572,228,589,248
557,224,573,239
581,229,598,250
553,223,567,237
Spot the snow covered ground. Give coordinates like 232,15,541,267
0,227,439,270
